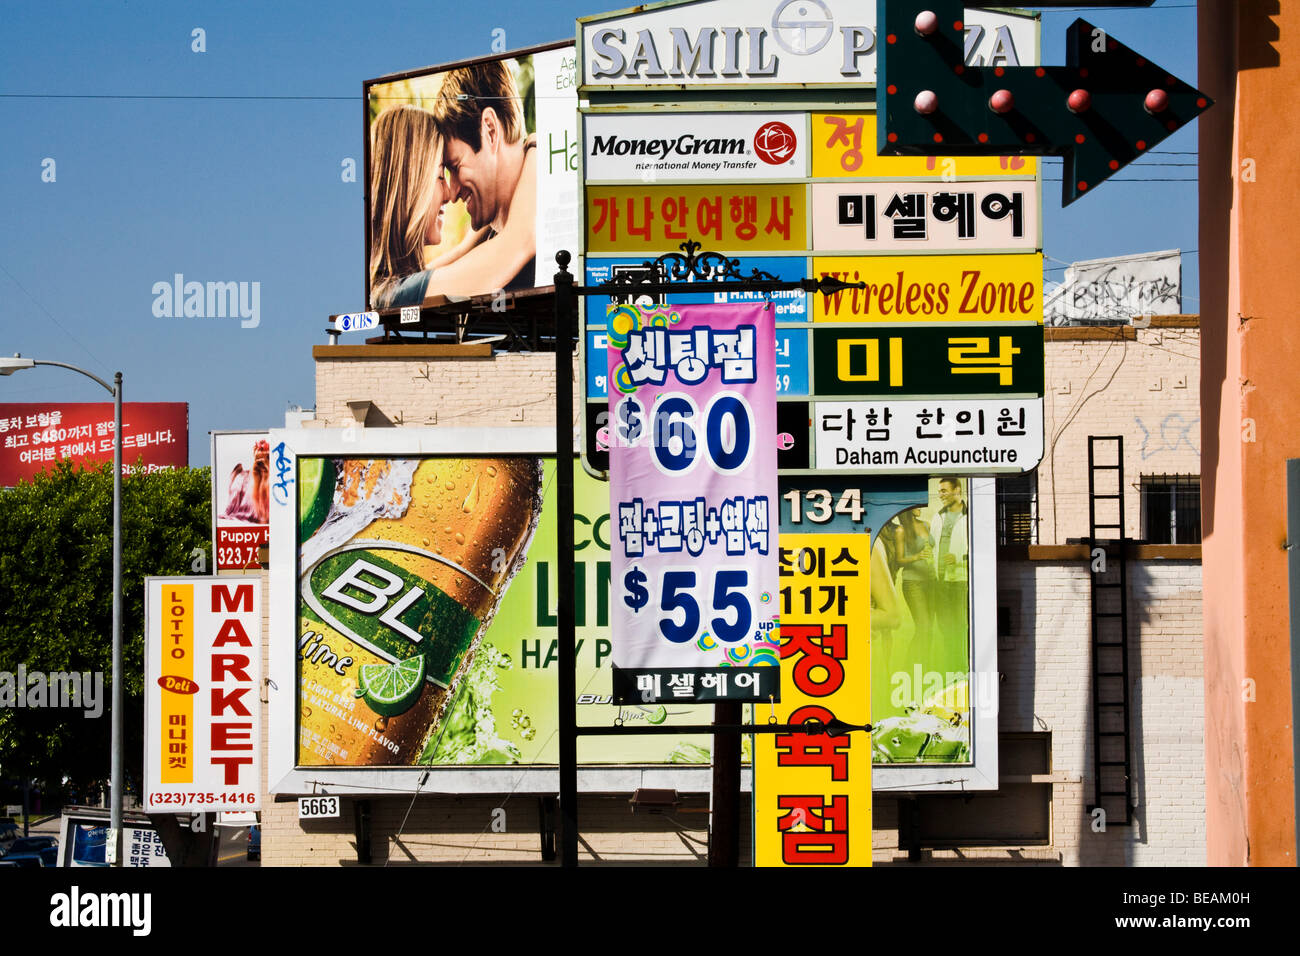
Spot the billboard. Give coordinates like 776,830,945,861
0,402,187,486
607,303,780,703
364,42,578,309
1044,248,1181,325
211,431,270,571
144,576,262,814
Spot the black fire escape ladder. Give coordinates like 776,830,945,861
1087,435,1133,826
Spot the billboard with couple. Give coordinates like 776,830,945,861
364,42,579,310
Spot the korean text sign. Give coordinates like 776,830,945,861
144,576,261,813
755,533,871,866
0,402,187,486
607,303,780,704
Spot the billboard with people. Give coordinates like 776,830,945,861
364,42,579,309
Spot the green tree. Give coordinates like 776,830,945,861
0,461,211,800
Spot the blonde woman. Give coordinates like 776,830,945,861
368,105,534,308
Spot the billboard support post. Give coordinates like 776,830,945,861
554,254,580,869
552,244,867,867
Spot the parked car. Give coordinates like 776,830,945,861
0,836,58,867
246,825,260,861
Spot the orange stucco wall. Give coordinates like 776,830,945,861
1200,0,1298,866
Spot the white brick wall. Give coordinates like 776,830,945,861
994,559,1205,866
1037,325,1200,545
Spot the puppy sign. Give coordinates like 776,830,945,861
212,431,271,571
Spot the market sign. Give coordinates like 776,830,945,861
579,0,1036,89
586,184,805,253
607,302,781,703
755,532,871,866
584,112,809,181
811,324,1044,398
144,576,261,814
810,181,1039,254
812,253,1042,323
814,398,1043,473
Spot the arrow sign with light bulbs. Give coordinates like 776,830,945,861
876,0,1212,204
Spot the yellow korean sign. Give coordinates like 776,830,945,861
586,184,806,254
159,584,193,784
755,533,871,867
812,113,1038,179
812,253,1043,323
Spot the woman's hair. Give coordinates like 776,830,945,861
369,105,443,305
898,507,927,547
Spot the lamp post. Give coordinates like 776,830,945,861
0,354,124,865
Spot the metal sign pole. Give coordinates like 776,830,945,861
554,254,580,868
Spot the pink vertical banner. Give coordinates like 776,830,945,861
607,302,781,705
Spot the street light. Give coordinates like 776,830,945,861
1,354,125,865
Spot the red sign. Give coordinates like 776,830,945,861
754,121,797,165
0,403,188,486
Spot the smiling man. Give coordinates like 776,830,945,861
433,61,538,291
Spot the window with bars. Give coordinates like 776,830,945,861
996,471,1038,545
1140,474,1201,544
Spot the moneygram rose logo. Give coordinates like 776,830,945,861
753,121,797,165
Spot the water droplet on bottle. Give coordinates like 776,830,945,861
455,532,466,545
444,481,456,491
486,465,497,477
301,705,312,717
374,717,388,732
422,537,430,546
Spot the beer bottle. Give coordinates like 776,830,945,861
297,457,543,765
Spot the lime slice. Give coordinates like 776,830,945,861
646,705,667,725
354,655,426,716
298,458,335,540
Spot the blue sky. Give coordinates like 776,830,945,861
0,1,1200,467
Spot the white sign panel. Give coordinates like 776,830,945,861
814,398,1043,473
580,0,1037,88
812,181,1039,253
145,576,262,815
584,112,808,181
298,796,341,819
533,46,582,288
1044,249,1181,325
334,311,380,333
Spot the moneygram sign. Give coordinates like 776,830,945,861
580,0,1035,88
584,112,808,181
